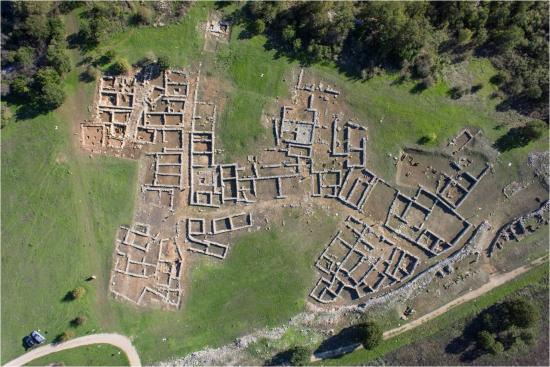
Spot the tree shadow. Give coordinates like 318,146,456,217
264,349,293,366
410,82,428,94
493,126,534,152
314,325,363,356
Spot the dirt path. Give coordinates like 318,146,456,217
312,255,548,361
3,333,141,367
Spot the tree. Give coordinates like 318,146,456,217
157,55,171,71
457,28,473,44
14,47,35,69
46,44,71,75
251,19,265,35
358,321,383,349
10,76,31,98
503,298,539,328
489,341,504,355
109,58,130,75
68,286,86,300
32,67,66,110
477,330,496,351
288,346,310,366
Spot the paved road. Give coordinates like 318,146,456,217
312,255,547,361
4,333,141,367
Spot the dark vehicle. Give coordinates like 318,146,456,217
23,335,35,348
30,331,46,344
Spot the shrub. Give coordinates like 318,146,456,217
418,132,437,145
457,28,473,44
68,286,86,300
132,6,153,26
109,58,130,75
477,330,496,351
55,330,75,343
489,341,504,355
421,75,435,89
448,86,466,99
490,73,506,86
359,321,383,350
71,315,87,327
471,83,483,93
288,346,311,366
251,19,266,35
503,298,539,328
157,55,171,71
81,65,98,83
413,53,433,79
519,330,535,346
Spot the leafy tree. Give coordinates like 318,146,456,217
288,346,310,366
157,55,171,71
109,58,130,75
477,330,496,351
10,76,31,98
504,298,539,328
251,19,266,35
358,321,383,349
46,44,71,75
457,28,473,44
13,47,35,69
31,67,66,110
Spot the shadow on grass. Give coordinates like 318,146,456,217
314,325,363,356
264,349,293,366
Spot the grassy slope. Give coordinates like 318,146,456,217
319,262,549,365
110,209,337,363
311,62,549,180
98,4,209,67
26,344,128,366
0,13,138,364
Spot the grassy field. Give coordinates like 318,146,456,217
110,208,337,363
2,3,548,365
26,344,128,366
96,3,209,67
214,27,295,161
1,72,138,363
309,64,549,181
319,262,549,365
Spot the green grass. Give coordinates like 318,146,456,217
25,344,129,366
97,3,209,67
110,208,337,363
309,64,549,180
214,29,295,161
319,262,549,365
1,99,138,363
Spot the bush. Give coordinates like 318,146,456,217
457,28,473,44
471,83,483,93
413,53,433,78
109,58,130,75
1,103,13,128
477,330,496,351
288,346,311,366
418,131,437,145
251,19,266,35
55,330,75,343
489,340,504,355
157,55,171,71
358,321,383,350
80,65,98,83
421,75,435,89
519,330,535,346
490,73,506,86
132,6,153,26
448,86,466,99
68,286,86,300
503,298,539,328
71,315,87,327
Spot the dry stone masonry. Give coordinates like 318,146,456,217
81,62,513,309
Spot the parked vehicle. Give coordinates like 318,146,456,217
30,331,46,344
23,336,35,348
